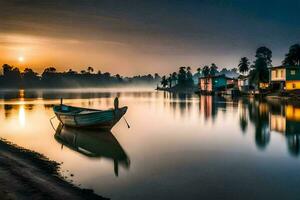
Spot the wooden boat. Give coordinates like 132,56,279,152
55,123,130,176
53,104,128,130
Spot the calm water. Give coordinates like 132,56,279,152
1,88,300,199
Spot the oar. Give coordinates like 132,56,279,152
123,117,130,129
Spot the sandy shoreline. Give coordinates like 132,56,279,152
0,139,108,200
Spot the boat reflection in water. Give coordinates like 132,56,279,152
54,123,130,176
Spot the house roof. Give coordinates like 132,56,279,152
271,65,300,69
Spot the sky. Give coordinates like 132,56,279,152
0,0,299,75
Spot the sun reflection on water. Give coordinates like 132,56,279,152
18,104,26,127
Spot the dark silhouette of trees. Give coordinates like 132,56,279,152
186,67,194,85
255,46,272,66
168,74,172,88
283,44,300,66
178,67,187,85
154,73,161,81
250,46,272,85
209,63,218,76
1,64,22,88
171,72,177,86
87,66,94,74
22,68,39,88
160,66,196,88
202,65,210,77
0,64,161,89
160,76,168,88
238,57,250,75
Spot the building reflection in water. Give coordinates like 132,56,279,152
162,92,193,118
269,103,300,156
198,95,228,122
235,97,300,156
199,96,297,152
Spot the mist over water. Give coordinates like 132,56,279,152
1,88,300,199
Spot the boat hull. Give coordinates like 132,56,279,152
53,106,127,130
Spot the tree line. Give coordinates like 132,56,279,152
160,64,238,88
0,65,161,89
160,43,300,88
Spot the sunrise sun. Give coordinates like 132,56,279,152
18,56,24,62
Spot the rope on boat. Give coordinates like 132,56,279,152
123,117,130,129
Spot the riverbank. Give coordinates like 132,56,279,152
156,85,197,93
0,138,108,200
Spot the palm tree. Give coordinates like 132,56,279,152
202,65,210,77
283,44,300,66
168,74,172,88
178,67,187,85
238,57,250,75
196,67,201,75
209,63,218,76
160,76,168,88
186,66,193,85
171,72,177,86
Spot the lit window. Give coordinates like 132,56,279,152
291,70,296,75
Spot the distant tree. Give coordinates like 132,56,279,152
178,67,187,85
154,73,160,80
283,44,300,66
194,67,202,80
2,64,13,76
168,74,172,88
186,66,194,85
43,67,56,74
66,69,77,75
146,74,154,82
171,72,177,85
115,74,123,82
2,64,22,88
22,68,39,87
238,57,250,75
161,76,168,88
255,46,272,67
231,68,238,73
209,63,218,76
249,47,272,87
220,68,228,74
202,65,210,77
103,72,111,77
87,66,94,74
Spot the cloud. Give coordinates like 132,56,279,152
0,0,299,74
